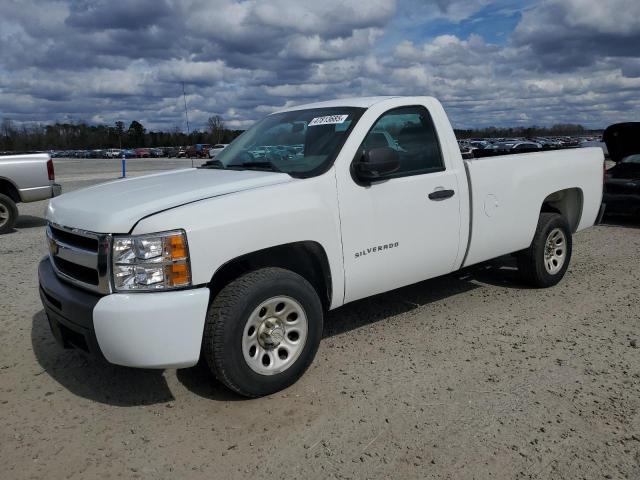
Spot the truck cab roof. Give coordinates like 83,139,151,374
276,96,437,113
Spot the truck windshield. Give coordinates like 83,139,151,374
212,107,365,177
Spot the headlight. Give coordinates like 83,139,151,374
112,230,191,291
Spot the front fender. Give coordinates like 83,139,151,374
131,170,345,308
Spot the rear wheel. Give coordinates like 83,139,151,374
517,212,572,287
0,194,18,234
203,267,323,397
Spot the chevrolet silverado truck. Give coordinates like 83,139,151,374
39,97,605,397
0,154,61,234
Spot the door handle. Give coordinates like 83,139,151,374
428,189,455,201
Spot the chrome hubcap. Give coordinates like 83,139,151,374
544,228,566,275
257,317,286,349
0,204,9,227
242,296,308,375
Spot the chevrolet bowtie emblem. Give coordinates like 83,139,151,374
48,237,59,256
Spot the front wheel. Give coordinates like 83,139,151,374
203,267,323,397
0,194,18,234
517,212,572,287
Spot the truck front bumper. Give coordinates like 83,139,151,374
38,258,210,369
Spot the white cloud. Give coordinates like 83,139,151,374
518,0,640,36
398,0,492,23
0,0,639,130
281,28,383,61
264,83,330,97
252,0,395,35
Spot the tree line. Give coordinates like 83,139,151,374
1,116,601,153
0,116,243,152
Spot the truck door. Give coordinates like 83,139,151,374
337,105,462,303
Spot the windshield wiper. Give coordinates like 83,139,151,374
234,161,282,172
200,159,225,169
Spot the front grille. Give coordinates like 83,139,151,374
53,256,100,285
49,225,98,251
47,223,111,294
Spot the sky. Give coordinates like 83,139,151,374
0,0,639,131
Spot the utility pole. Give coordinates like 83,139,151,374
182,82,192,167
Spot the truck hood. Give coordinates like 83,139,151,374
46,168,293,233
603,122,640,163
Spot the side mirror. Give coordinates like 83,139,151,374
354,147,400,181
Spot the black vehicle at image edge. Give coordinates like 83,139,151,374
603,122,640,218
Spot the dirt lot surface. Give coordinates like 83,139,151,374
1,158,639,479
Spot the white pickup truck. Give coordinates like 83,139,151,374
39,96,604,397
0,154,61,234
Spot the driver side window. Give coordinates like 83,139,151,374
358,106,444,177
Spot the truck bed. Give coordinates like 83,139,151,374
461,147,604,268
0,153,57,202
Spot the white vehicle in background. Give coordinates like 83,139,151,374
0,154,61,234
208,144,229,158
491,141,542,153
105,149,122,158
39,96,604,397
469,140,492,150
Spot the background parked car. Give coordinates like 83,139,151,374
208,143,229,158
603,122,640,218
105,148,122,158
186,144,211,158
491,141,542,153
537,138,564,149
163,147,179,157
135,148,150,158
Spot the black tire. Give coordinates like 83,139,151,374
517,212,572,288
0,193,18,234
203,267,323,398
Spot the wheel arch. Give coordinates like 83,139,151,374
0,177,21,203
208,241,333,310
540,187,583,233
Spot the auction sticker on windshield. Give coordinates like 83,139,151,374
308,115,349,126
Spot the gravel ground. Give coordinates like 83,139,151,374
1,158,639,480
